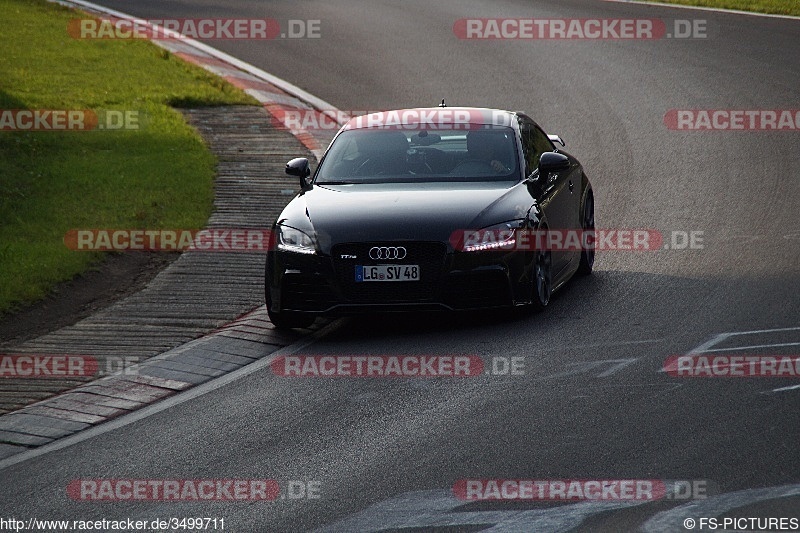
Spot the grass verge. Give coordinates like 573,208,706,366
0,0,258,315
633,0,800,17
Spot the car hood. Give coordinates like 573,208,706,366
277,181,533,253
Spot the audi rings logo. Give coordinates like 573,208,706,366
369,246,407,260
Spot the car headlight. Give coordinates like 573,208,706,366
276,224,316,255
462,221,522,252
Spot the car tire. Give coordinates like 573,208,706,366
265,285,315,329
528,226,553,313
576,188,595,276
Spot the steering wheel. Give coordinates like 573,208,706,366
408,160,434,175
353,157,384,175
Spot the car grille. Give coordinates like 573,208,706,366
443,269,512,309
331,242,447,303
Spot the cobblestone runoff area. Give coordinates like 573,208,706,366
0,106,323,458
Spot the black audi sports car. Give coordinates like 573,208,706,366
265,106,594,329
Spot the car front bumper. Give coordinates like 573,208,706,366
266,241,531,315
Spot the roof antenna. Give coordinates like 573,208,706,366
438,99,447,107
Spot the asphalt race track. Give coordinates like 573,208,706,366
2,1,799,531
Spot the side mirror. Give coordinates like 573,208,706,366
538,152,570,176
285,157,312,191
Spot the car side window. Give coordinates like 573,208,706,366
519,122,536,177
519,119,555,177
531,125,554,166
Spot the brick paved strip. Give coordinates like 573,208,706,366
0,105,323,454
57,393,142,411
22,406,107,425
0,414,89,438
0,443,27,460
77,384,170,404
35,397,127,418
0,431,52,447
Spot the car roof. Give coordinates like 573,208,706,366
342,107,521,131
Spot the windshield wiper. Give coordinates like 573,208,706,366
316,180,357,185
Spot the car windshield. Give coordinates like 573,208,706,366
315,125,520,184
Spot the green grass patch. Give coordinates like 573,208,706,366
0,0,258,315
636,0,800,17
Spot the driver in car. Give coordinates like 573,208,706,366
466,130,509,173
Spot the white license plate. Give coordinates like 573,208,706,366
355,265,420,282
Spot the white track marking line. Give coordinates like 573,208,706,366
687,333,730,354
2,0,352,470
764,384,800,394
0,320,342,472
53,0,340,114
688,327,800,354
700,341,800,353
51,0,346,159
724,326,800,336
685,328,800,394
